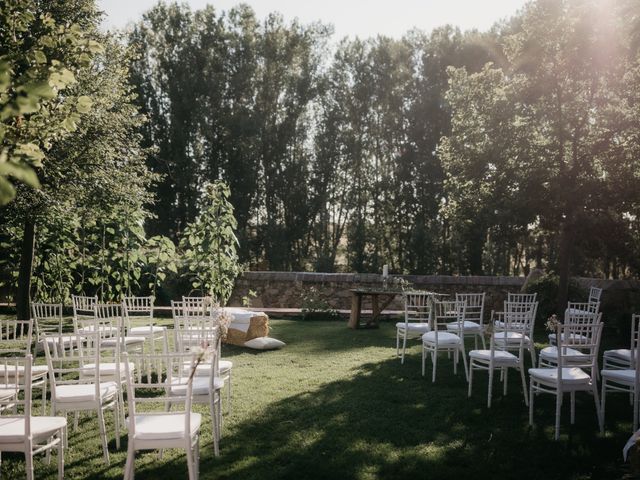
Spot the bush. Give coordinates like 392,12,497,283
523,273,586,326
300,287,341,321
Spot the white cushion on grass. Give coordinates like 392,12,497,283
396,322,431,332
0,416,66,443
244,337,285,350
528,367,590,384
127,413,201,440
55,381,117,403
422,331,461,345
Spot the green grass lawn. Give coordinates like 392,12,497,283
0,319,635,479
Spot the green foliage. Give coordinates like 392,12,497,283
180,181,242,304
524,274,586,324
0,0,103,204
300,286,340,321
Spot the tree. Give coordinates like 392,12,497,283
180,181,241,304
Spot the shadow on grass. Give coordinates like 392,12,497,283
126,353,631,480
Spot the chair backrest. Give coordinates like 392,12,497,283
564,308,601,327
588,286,603,304
507,292,537,304
456,293,485,326
432,299,466,334
503,300,538,335
0,355,33,422
123,351,197,440
566,301,600,316
32,302,64,335
0,318,33,355
96,303,123,340
403,292,432,325
123,296,154,319
556,322,603,374
43,330,104,401
72,294,98,317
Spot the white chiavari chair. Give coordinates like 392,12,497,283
123,352,202,480
396,292,432,364
492,301,538,366
529,322,603,440
603,314,639,370
122,296,167,354
422,300,468,382
449,293,486,349
0,355,66,480
468,310,529,408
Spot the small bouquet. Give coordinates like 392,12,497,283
188,340,213,383
544,314,559,332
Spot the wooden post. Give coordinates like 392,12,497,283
348,291,362,329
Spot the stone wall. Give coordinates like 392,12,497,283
229,272,640,326
229,271,526,313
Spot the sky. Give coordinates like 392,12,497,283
97,0,530,38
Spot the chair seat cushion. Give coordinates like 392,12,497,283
81,362,134,377
0,388,16,402
396,322,431,332
540,346,586,362
494,331,530,343
0,365,48,382
494,321,527,330
102,336,146,347
446,321,481,331
601,369,636,384
469,349,517,363
528,367,591,384
422,331,461,345
548,333,589,344
169,377,224,396
55,381,117,403
567,307,597,316
0,416,66,443
127,413,201,440
603,349,631,361
77,325,118,336
42,335,78,346
129,325,166,335
182,360,233,377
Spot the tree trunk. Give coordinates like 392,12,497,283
16,218,36,320
556,219,574,313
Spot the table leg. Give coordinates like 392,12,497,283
371,295,380,325
348,292,362,329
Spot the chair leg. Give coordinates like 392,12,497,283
210,396,220,457
600,379,607,430
97,407,110,465
488,366,494,408
503,367,508,396
634,386,639,433
226,370,232,416
73,411,79,431
468,362,474,398
480,333,486,350
529,381,535,426
432,351,437,383
593,382,604,434
520,366,529,406
25,444,34,480
421,347,426,377
114,402,121,450
401,334,408,364
570,391,576,424
453,349,458,375
42,379,48,415
186,438,196,480
555,391,562,440
461,346,469,382
124,441,135,480
396,332,400,358
57,428,65,480
529,344,536,367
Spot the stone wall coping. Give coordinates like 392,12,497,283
236,271,640,290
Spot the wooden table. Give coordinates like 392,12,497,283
348,288,406,329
